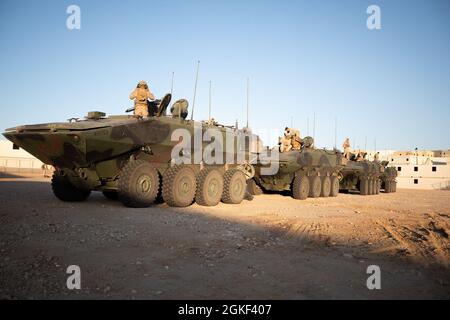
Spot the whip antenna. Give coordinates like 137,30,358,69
209,80,212,121
191,60,200,121
334,117,337,149
246,77,249,128
313,112,316,143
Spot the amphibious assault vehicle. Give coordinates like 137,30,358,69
3,94,259,208
249,138,344,200
339,158,382,195
339,156,397,195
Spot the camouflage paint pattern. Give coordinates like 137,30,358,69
254,147,344,192
3,112,258,192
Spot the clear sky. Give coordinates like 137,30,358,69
0,0,449,150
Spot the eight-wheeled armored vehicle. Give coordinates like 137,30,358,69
3,94,259,208
339,158,383,195
339,153,398,195
250,138,344,200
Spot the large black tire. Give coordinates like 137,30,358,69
222,169,246,204
309,176,322,198
292,175,309,200
368,178,374,195
384,180,391,193
321,176,331,198
102,191,118,200
360,178,369,195
163,165,197,207
330,176,339,197
247,179,263,195
51,171,91,202
374,179,380,195
195,168,223,206
118,160,159,208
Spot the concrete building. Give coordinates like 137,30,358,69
366,149,450,190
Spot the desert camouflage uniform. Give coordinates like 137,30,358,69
129,80,155,117
374,152,380,162
343,138,351,159
286,128,301,150
279,135,292,153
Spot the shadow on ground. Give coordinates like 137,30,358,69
0,179,448,299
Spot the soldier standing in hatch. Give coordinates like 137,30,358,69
129,80,155,117
343,138,351,159
374,152,380,162
288,128,302,150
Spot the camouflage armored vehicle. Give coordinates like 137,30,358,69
3,94,257,208
339,157,382,195
339,153,397,195
250,137,344,200
379,161,398,193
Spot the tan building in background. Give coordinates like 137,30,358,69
366,149,450,190
0,140,45,174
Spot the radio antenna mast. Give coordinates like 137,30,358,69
191,60,200,121
246,77,250,128
170,72,175,95
208,80,212,121
334,117,337,149
307,117,309,136
313,112,316,142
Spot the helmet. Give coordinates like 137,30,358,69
137,80,148,88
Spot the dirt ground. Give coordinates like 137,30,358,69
0,173,449,299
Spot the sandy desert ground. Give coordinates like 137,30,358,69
0,173,449,299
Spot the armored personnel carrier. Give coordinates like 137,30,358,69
339,157,382,195
339,153,398,195
250,137,344,200
3,94,257,208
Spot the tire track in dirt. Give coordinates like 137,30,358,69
276,220,332,247
376,218,449,267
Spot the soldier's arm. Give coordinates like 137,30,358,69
129,89,137,100
147,89,155,100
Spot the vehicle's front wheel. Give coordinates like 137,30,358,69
292,175,309,200
118,160,159,208
51,171,91,202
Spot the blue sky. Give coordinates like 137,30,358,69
0,0,449,150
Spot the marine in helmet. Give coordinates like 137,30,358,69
356,151,366,161
343,138,351,159
285,127,301,150
374,152,380,162
170,99,189,120
129,80,155,117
